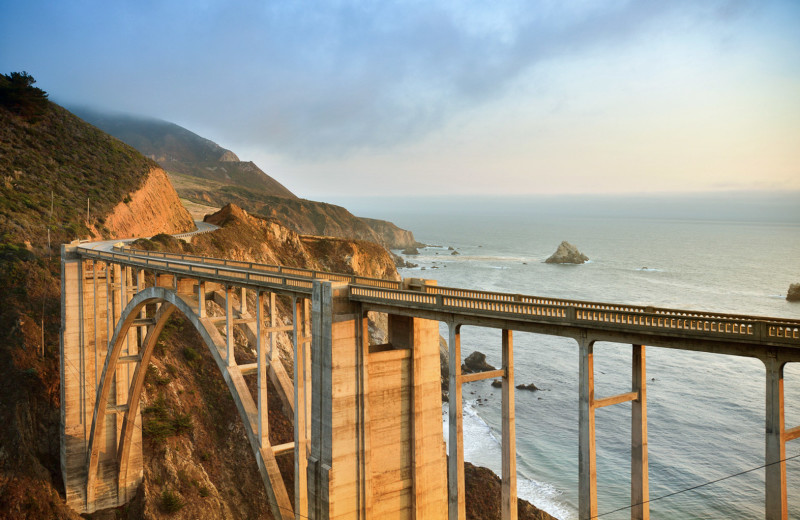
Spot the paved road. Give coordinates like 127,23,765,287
81,220,219,252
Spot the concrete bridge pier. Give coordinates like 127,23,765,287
309,280,448,519
764,351,800,520
579,340,649,520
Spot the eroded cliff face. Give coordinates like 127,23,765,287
100,167,195,239
178,186,420,250
199,203,400,281
358,216,420,249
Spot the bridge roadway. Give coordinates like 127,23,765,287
65,238,800,520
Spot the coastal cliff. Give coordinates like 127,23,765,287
1,79,552,519
1,85,193,248
73,110,420,250
200,203,400,280
98,166,194,239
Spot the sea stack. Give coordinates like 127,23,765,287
545,241,589,264
788,283,800,302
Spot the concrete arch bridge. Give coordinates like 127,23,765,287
61,241,800,519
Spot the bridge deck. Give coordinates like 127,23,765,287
78,244,800,355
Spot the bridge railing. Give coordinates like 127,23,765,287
351,285,800,345
106,245,402,290
79,247,317,293
77,245,800,346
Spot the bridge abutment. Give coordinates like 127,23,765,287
61,245,143,513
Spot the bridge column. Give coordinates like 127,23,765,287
765,354,788,520
225,285,235,366
448,322,466,520
197,280,206,318
269,292,277,360
256,291,269,447
294,295,312,519
631,345,649,520
502,329,517,520
578,337,598,520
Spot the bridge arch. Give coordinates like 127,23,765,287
84,285,294,519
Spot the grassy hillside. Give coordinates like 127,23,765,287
72,108,298,200
0,74,160,249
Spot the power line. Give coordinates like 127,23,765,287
591,452,800,519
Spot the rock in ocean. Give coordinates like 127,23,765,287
788,283,800,302
545,241,589,264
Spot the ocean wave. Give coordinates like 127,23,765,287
443,401,573,519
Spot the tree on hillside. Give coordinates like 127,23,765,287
0,71,49,118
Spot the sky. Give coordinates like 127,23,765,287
1,0,799,199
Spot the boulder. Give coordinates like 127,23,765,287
516,383,540,392
462,351,496,374
545,241,588,264
788,283,800,302
491,380,502,388
402,246,419,255
451,250,460,256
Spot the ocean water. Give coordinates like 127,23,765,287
387,213,800,519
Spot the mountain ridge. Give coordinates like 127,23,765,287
71,107,298,200
74,109,422,250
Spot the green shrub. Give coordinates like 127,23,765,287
182,346,200,363
142,394,193,441
159,488,184,514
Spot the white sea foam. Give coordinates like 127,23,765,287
443,401,573,519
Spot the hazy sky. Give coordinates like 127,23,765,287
1,0,799,198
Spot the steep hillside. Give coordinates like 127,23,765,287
72,110,421,249
0,76,194,248
72,108,298,200
0,73,191,519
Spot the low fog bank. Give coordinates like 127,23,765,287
329,191,800,224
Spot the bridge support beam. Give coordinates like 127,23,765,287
448,322,465,520
293,295,311,520
578,338,597,520
765,354,788,520
502,329,517,520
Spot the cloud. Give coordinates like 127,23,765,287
2,0,758,158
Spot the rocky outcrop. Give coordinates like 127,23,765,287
218,150,239,162
201,204,400,281
465,462,557,520
101,167,195,238
402,247,420,255
545,241,589,264
516,383,540,391
359,217,421,249
788,284,800,302
462,351,496,374
194,190,420,250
